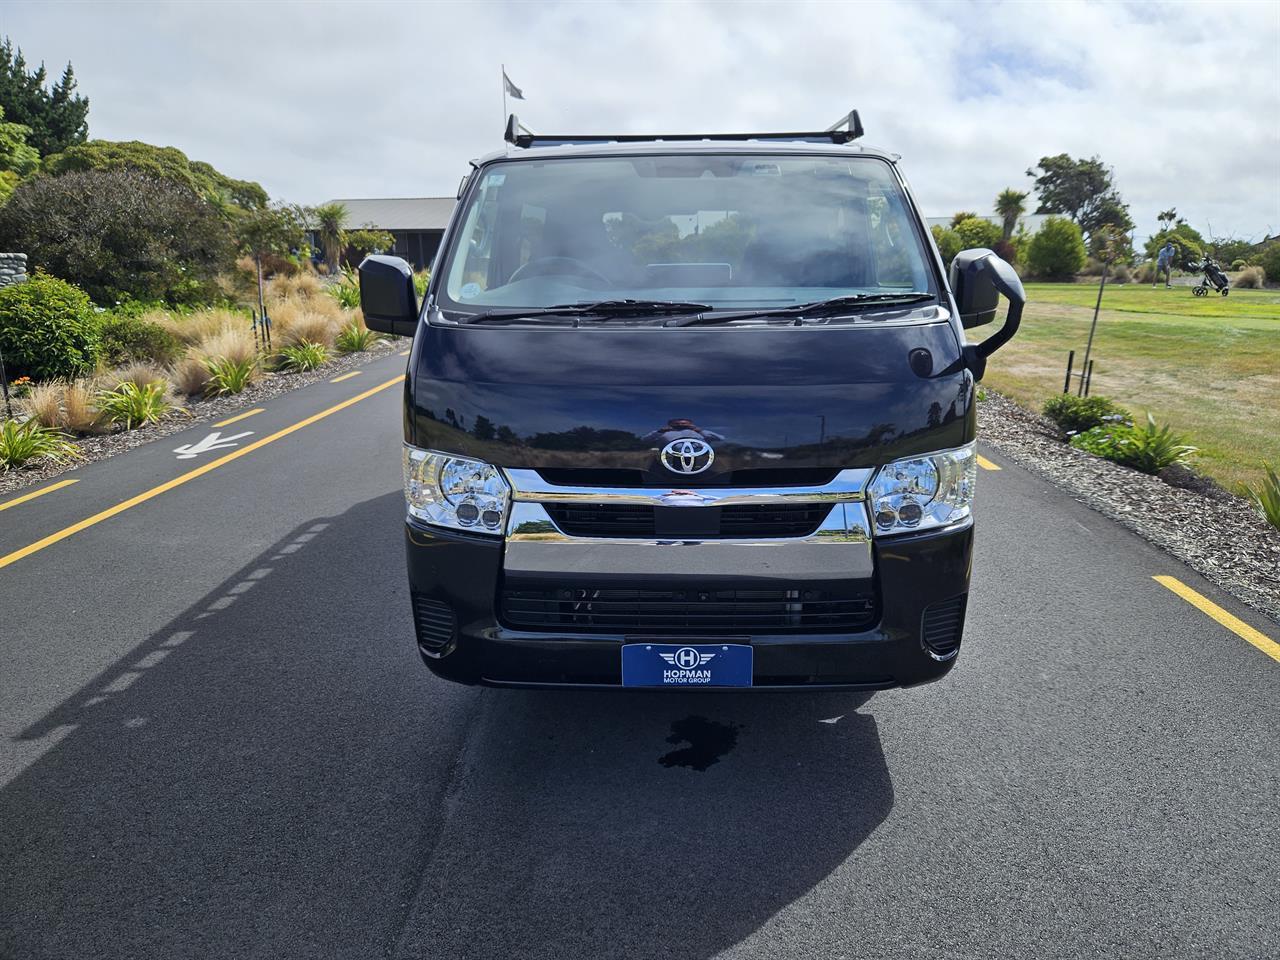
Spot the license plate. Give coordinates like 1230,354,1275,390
621,643,753,687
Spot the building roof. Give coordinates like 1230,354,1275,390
324,197,454,231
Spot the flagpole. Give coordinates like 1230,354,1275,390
502,63,507,130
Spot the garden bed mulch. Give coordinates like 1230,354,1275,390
978,391,1280,624
0,338,400,499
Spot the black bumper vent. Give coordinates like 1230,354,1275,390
412,595,456,655
501,585,877,635
543,502,832,539
921,594,967,659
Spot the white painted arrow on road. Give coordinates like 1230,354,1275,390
173,430,254,460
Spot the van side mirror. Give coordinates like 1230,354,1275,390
949,248,1025,380
358,255,419,337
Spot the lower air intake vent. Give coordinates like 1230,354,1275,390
412,595,456,655
501,585,877,634
921,594,967,660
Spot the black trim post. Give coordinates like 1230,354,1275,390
0,340,11,419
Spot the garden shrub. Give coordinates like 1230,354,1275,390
41,139,268,213
21,381,65,428
21,379,101,433
1042,394,1131,434
0,418,79,470
1069,423,1130,461
0,169,233,305
1230,259,1247,271
172,356,212,397
1242,463,1280,530
203,355,258,396
98,313,183,366
1070,413,1195,475
1144,224,1205,270
105,363,170,393
952,216,1003,252
1109,263,1131,283
1025,216,1087,280
258,252,301,277
197,327,257,366
1234,266,1265,289
930,225,962,266
276,307,338,348
0,273,100,380
95,380,170,429
277,341,329,372
328,269,361,309
1259,243,1280,283
335,318,377,353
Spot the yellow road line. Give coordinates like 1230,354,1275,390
399,349,411,357
1153,575,1280,663
330,371,362,384
0,478,80,513
213,408,265,428
976,454,1001,471
0,375,405,571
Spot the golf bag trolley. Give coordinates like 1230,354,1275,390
1193,257,1230,297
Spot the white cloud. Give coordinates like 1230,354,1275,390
5,0,1278,242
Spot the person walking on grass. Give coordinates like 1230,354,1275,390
1154,240,1176,288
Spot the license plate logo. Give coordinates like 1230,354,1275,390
622,643,752,687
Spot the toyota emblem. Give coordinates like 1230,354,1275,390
660,438,715,475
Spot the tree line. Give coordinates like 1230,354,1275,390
0,38,392,310
931,153,1273,281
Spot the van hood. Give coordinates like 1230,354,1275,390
407,315,974,478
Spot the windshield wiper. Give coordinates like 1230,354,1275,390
463,299,713,325
664,292,935,327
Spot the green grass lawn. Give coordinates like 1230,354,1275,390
974,282,1279,491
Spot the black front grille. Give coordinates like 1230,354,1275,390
412,595,456,655
545,503,656,537
544,502,832,539
501,585,877,634
921,594,967,659
720,503,831,537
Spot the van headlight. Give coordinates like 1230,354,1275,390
402,446,511,535
868,442,976,535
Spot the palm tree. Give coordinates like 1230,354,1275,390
994,189,1028,241
313,202,349,274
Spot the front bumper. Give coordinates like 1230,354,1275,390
404,516,973,690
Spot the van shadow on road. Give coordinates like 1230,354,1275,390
400,687,892,960
0,492,893,960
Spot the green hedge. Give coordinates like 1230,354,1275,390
1026,216,1087,280
98,314,182,366
0,274,100,380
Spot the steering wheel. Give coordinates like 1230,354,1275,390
508,256,611,285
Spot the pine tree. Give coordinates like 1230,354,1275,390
0,38,89,156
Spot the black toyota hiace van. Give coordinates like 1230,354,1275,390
360,111,1023,690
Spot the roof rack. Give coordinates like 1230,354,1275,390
504,109,864,149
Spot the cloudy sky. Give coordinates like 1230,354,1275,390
4,0,1278,243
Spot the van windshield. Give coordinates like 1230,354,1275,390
438,154,935,318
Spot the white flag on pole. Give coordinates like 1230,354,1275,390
503,70,525,100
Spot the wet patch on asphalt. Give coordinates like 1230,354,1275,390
659,715,741,771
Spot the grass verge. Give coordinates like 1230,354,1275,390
975,282,1279,490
